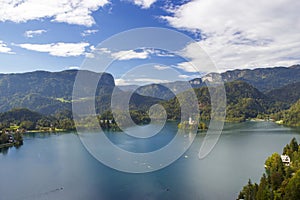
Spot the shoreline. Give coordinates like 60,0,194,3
0,143,14,149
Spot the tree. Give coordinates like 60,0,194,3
265,153,285,190
20,120,35,130
290,138,299,152
0,133,8,144
237,179,258,200
238,138,300,200
256,174,271,200
284,169,300,200
58,118,75,130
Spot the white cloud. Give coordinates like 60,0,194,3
111,49,150,60
162,0,300,71
153,65,169,70
131,0,157,9
98,47,111,54
24,29,47,38
0,41,14,54
84,47,112,58
68,66,80,70
0,0,110,26
115,78,170,85
81,29,99,37
103,48,174,61
16,42,90,57
178,74,190,79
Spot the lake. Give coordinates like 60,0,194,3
1,121,300,200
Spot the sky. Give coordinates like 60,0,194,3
0,0,299,85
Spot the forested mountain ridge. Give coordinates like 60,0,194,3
136,78,204,100
0,70,158,115
135,65,300,100
163,81,286,122
273,100,300,127
0,66,299,123
201,64,300,92
266,81,300,104
0,70,114,98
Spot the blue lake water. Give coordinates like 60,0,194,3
0,121,300,200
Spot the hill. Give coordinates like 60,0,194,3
0,70,161,115
238,138,300,200
136,78,204,100
0,108,44,130
266,81,300,104
274,100,300,127
134,65,300,100
164,81,283,122
0,108,43,123
0,70,115,114
201,64,300,92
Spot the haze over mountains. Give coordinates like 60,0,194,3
0,65,299,119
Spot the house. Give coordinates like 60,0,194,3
281,155,290,166
188,117,195,125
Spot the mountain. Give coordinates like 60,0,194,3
201,64,300,92
223,81,277,121
163,80,283,122
266,81,300,104
136,78,204,100
135,84,175,100
0,70,115,114
0,70,160,115
0,70,115,98
1,66,298,121
117,85,139,92
133,65,300,100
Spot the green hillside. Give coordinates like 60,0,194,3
218,64,300,92
274,100,300,127
266,82,300,104
163,81,285,122
238,138,300,200
136,65,300,101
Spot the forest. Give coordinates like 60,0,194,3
237,138,300,200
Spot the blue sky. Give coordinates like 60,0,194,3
0,0,299,85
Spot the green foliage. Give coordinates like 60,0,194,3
0,70,115,115
0,108,76,132
97,110,151,131
237,179,258,200
256,174,271,200
164,80,281,122
265,153,285,190
266,81,300,104
219,65,300,92
284,170,300,200
274,100,300,127
1,68,299,125
20,120,35,130
0,133,9,144
238,138,300,200
0,108,42,126
136,84,175,100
